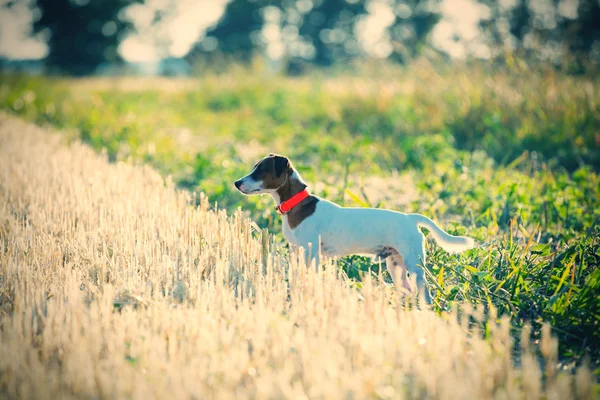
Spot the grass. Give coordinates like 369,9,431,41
0,61,599,390
0,114,595,399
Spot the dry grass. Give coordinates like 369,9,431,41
0,114,594,399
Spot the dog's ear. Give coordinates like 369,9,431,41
273,155,290,177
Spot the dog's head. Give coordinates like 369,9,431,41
234,154,291,195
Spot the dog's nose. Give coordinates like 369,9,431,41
234,180,243,189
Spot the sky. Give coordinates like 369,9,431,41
0,0,48,59
119,0,228,62
0,0,511,62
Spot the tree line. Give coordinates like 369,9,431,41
5,0,599,75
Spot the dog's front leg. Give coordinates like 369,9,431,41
297,237,320,270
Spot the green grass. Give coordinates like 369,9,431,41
0,62,598,367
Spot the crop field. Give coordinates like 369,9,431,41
0,63,599,398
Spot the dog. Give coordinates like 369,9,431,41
234,154,475,302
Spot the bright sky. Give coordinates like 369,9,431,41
0,0,48,59
119,0,228,62
432,0,493,58
0,0,497,62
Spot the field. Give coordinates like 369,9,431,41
0,62,599,398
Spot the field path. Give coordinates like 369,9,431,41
0,114,592,399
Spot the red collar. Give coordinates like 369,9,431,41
276,189,310,214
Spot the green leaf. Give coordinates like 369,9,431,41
553,257,575,297
464,265,478,274
345,189,369,207
438,266,445,289
530,243,550,256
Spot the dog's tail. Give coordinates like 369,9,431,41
411,214,475,254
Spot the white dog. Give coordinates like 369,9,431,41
235,154,475,302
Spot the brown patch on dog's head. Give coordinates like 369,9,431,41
234,154,293,194
251,154,291,189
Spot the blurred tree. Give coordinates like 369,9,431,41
508,0,530,45
478,0,600,69
188,0,369,73
188,0,267,65
291,0,367,67
558,0,600,67
33,0,140,75
386,0,442,63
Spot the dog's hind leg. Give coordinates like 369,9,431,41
396,233,432,304
402,253,431,304
377,248,412,294
386,252,412,294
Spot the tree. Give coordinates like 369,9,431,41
188,0,267,65
34,0,140,75
386,0,441,64
478,0,600,69
187,0,442,72
188,0,369,72
558,0,600,67
293,0,367,67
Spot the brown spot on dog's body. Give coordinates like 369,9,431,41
287,196,319,229
385,252,412,293
371,247,412,293
374,246,397,260
275,171,319,229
